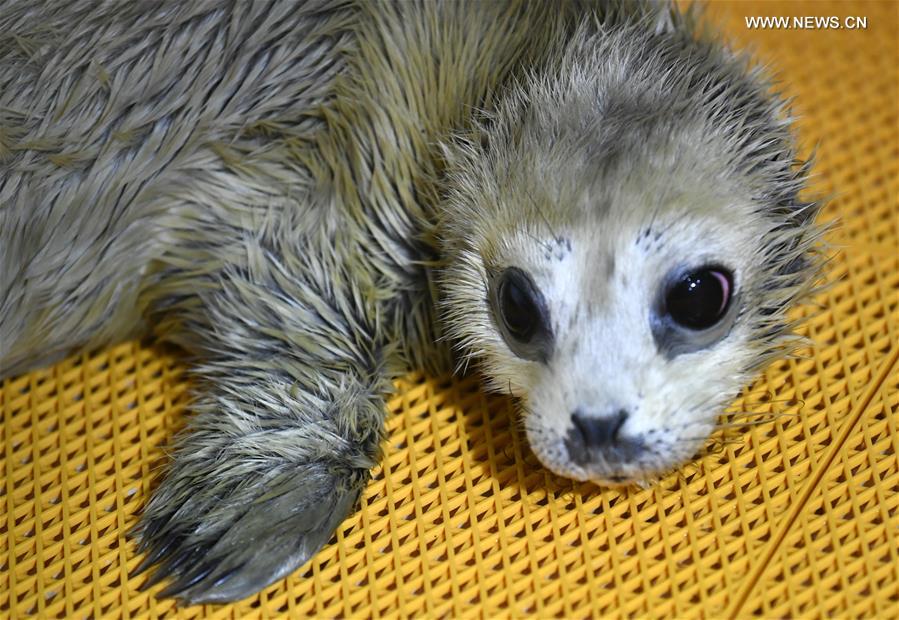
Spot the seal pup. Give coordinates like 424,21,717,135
0,0,822,603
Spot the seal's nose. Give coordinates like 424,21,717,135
571,409,628,448
565,409,634,466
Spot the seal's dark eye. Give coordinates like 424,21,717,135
492,267,553,362
498,268,542,342
665,267,733,330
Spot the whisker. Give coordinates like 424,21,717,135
525,230,554,254
717,413,801,427
676,434,735,443
719,410,801,418
713,420,782,430
525,192,560,240
737,389,806,406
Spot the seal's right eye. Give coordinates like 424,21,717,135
499,269,540,341
492,267,553,362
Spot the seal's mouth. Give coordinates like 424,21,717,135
523,416,710,487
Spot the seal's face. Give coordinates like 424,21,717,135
443,166,772,484
439,106,803,485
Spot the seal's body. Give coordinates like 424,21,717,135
0,0,822,603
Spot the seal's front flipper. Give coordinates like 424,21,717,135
130,369,386,604
136,464,366,604
130,220,398,603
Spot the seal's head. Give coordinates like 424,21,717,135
439,23,822,485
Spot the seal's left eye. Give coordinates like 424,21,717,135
665,267,733,330
492,267,553,361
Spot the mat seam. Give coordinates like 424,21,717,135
727,343,899,618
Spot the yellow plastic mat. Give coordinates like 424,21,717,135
2,1,897,617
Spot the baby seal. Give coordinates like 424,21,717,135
0,0,822,604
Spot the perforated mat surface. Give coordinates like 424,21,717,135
2,1,898,618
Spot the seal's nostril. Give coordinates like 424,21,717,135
571,409,628,448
